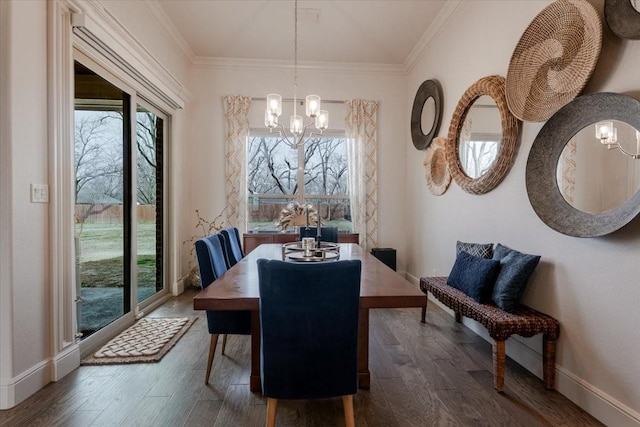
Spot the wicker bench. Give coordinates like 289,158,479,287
419,276,560,392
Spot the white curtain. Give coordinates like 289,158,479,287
222,95,251,232
345,99,378,250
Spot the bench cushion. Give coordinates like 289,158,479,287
421,276,560,342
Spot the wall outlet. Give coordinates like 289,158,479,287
30,184,49,203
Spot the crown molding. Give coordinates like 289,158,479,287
141,0,197,64
403,0,464,73
192,56,406,76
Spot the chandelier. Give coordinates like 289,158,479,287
595,121,640,159
264,0,328,149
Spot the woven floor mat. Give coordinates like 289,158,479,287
81,317,197,365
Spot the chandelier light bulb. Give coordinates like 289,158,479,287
315,110,329,130
266,94,282,117
305,95,321,118
265,109,277,128
290,115,303,135
595,121,614,143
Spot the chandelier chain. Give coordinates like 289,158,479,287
293,0,298,115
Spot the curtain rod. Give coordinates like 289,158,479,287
251,97,344,105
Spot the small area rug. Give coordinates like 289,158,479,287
81,317,196,365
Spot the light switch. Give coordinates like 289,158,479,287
30,184,49,203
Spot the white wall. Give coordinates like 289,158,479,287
184,64,408,273
405,1,639,425
0,0,52,407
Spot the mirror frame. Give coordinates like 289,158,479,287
605,0,640,40
526,92,640,237
446,75,520,194
411,79,443,150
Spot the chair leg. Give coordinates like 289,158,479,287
421,296,427,323
266,398,278,427
221,334,228,355
492,340,506,392
205,334,219,385
342,395,355,427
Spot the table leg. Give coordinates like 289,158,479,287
358,308,370,389
250,310,262,393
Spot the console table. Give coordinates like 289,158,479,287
243,232,359,254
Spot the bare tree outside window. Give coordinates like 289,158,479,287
247,133,350,231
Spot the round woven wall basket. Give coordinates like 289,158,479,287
506,0,602,122
423,137,451,196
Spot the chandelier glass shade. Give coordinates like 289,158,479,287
264,0,328,149
595,121,640,159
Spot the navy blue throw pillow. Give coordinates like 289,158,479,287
447,251,500,303
491,244,541,312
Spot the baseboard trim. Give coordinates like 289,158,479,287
405,272,640,427
52,344,80,381
0,358,50,410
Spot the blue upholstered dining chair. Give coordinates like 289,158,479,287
299,226,339,243
195,235,251,384
257,259,362,427
219,227,244,268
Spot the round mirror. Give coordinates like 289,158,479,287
605,0,640,39
411,79,443,150
458,95,502,179
527,92,640,237
446,75,520,194
557,120,640,214
421,97,436,136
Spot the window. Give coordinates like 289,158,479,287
247,131,351,232
460,133,500,178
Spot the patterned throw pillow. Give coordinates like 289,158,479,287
447,251,501,303
491,244,541,312
456,240,494,259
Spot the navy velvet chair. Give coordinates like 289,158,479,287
195,235,251,384
299,226,339,243
257,259,361,427
220,227,244,268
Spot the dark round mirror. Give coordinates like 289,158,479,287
527,92,640,237
411,79,442,150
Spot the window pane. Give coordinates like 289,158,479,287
248,135,298,195
247,131,352,233
303,136,348,196
74,104,126,338
136,106,163,303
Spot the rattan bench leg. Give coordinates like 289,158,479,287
492,340,506,392
543,335,557,390
454,312,462,323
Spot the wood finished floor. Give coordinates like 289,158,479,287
0,288,602,427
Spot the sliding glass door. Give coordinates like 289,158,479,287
74,59,166,341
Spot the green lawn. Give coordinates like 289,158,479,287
75,222,157,288
76,222,156,262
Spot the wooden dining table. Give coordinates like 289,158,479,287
193,243,426,393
